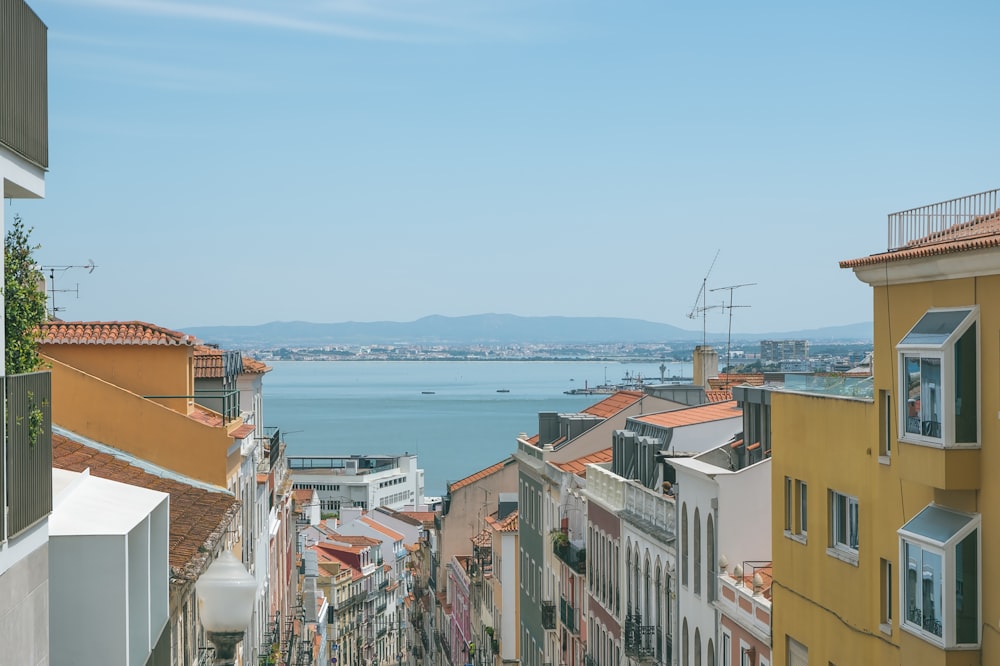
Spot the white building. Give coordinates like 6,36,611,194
289,454,425,512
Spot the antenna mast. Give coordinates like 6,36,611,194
687,250,723,346
710,282,756,383
42,261,97,316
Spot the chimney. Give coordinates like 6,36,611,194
693,345,719,391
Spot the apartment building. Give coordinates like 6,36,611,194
772,188,1000,665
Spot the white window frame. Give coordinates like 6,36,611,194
898,504,981,648
896,307,979,449
828,490,859,561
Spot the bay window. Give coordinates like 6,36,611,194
897,307,978,447
899,504,980,648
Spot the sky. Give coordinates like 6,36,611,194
10,0,1000,334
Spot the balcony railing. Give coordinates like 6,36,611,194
560,597,578,634
1,0,48,170
3,371,52,540
144,388,241,424
624,609,656,659
888,188,1000,251
541,601,556,630
554,541,587,574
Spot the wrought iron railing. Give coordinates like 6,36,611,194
4,371,52,540
624,608,655,658
560,597,578,634
541,601,556,630
553,541,587,574
888,188,1000,251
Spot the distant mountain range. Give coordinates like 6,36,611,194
183,314,873,349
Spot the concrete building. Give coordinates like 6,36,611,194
759,340,808,364
289,453,425,512
771,188,1000,665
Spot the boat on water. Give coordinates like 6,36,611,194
496,389,510,393
421,391,435,394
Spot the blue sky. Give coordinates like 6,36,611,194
11,0,1000,334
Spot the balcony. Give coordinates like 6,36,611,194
888,188,1000,251
624,608,656,659
541,601,556,630
1,0,48,171
559,597,579,635
2,371,52,541
144,388,241,424
553,541,587,574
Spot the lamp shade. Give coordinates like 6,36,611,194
196,551,257,632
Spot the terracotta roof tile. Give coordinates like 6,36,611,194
448,458,511,493
230,423,255,439
707,374,765,390
193,346,225,378
554,448,613,477
360,516,404,541
705,390,732,403
188,405,224,428
583,391,645,418
51,430,238,582
841,208,1000,269
242,356,272,374
40,321,196,346
633,400,740,428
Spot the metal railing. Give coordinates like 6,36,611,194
541,601,556,630
560,597,578,634
624,608,655,659
553,541,587,574
143,388,241,424
4,371,52,540
1,0,48,170
888,188,1000,251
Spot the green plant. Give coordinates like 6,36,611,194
4,215,47,375
550,529,568,548
14,389,47,448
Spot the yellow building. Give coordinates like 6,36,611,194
39,321,248,488
772,189,1000,666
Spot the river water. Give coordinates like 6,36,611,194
264,360,695,496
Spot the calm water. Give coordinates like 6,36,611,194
264,360,694,496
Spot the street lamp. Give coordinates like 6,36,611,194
197,551,258,666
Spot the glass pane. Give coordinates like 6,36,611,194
922,550,943,637
905,541,919,627
901,309,973,345
955,324,977,444
849,499,859,549
903,504,974,544
905,356,922,435
955,529,978,644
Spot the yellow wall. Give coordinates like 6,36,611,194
772,271,1000,664
40,343,194,414
46,355,235,487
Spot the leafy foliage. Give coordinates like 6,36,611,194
5,215,47,374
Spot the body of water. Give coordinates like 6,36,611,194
264,360,695,497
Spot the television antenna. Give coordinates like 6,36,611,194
687,250,724,346
42,261,97,316
710,282,756,383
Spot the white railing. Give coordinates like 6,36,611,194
888,188,1000,251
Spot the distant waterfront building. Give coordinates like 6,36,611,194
760,339,808,363
289,454,425,512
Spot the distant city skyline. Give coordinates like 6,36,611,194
12,1,1000,333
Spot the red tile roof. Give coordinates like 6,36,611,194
229,423,255,439
193,346,227,378
40,321,197,346
242,356,272,374
188,405,224,428
554,448,613,477
708,374,764,390
841,209,1000,268
448,458,512,493
360,516,404,541
51,431,239,582
705,390,732,403
583,391,645,418
633,400,740,428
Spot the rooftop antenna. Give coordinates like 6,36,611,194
42,260,97,317
687,250,724,346
710,282,756,384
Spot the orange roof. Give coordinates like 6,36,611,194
398,510,437,526
705,390,732,403
39,321,196,346
554,448,612,477
485,509,518,533
242,356,272,374
708,374,764,390
633,400,740,428
230,423,255,439
360,516,404,541
841,208,1000,269
193,346,227,378
583,391,645,418
187,404,224,428
51,431,239,582
449,458,510,493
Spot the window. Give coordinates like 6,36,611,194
829,491,859,554
899,504,980,647
897,307,978,447
694,508,702,595
878,390,891,461
785,479,808,542
880,558,893,633
784,477,793,530
681,503,689,587
799,482,808,535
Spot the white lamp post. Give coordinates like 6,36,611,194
196,551,258,666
